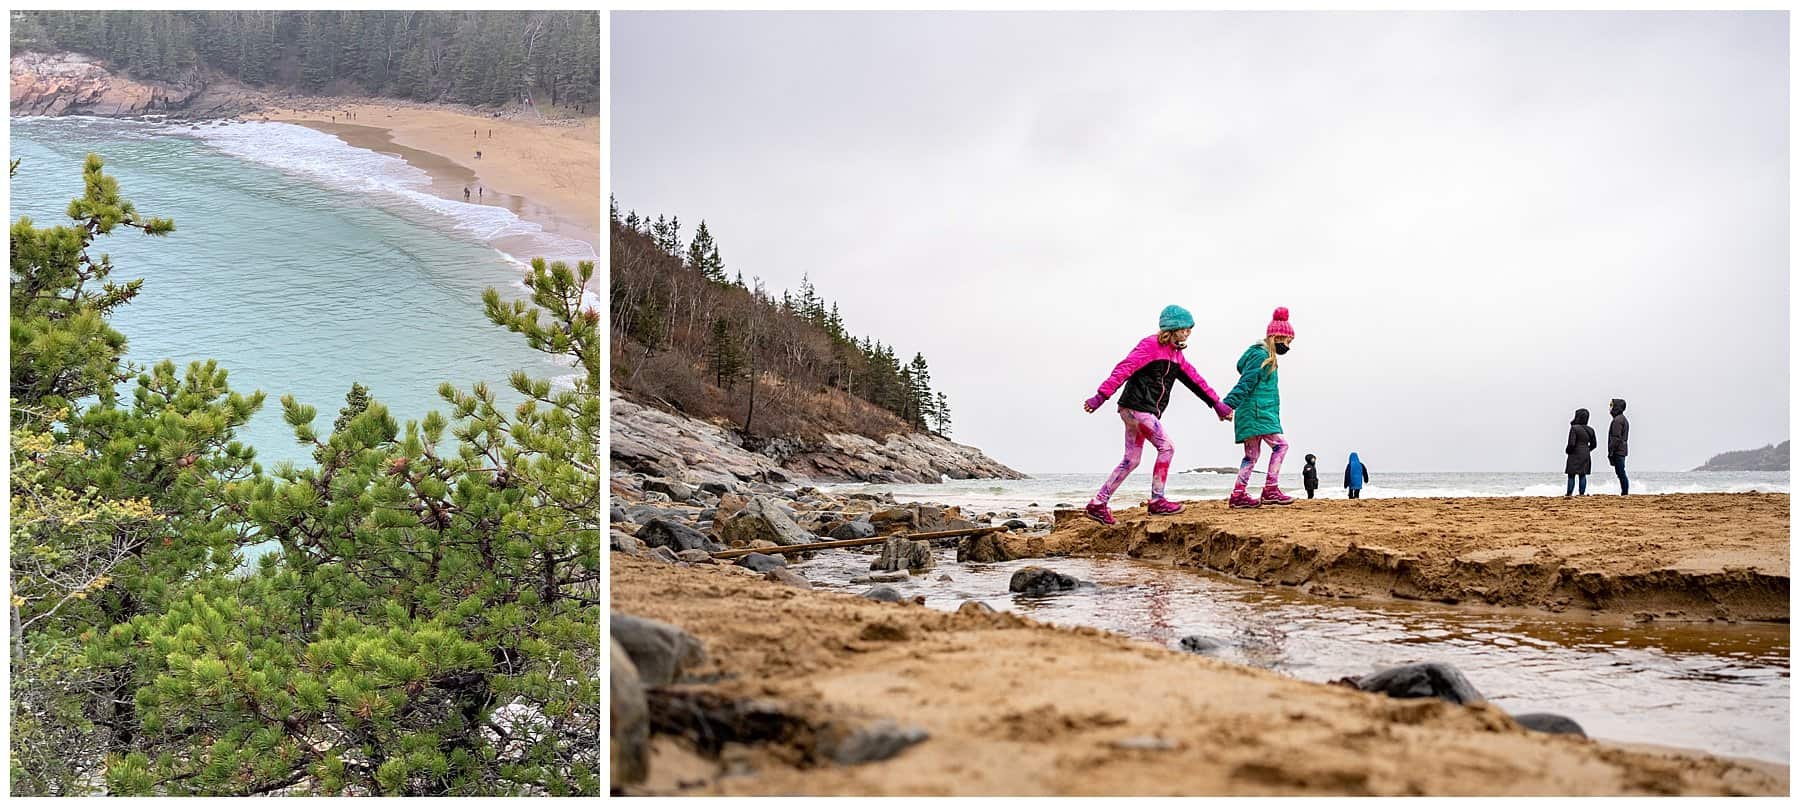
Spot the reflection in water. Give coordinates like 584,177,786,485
800,547,1789,764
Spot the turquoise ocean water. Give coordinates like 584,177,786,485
11,116,593,557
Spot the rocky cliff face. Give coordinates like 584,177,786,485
11,52,201,117
610,392,1025,485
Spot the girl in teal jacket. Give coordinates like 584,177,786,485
1221,307,1295,508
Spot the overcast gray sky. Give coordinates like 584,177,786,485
613,11,1788,474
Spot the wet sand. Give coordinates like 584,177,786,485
610,554,1787,795
262,102,599,264
1039,493,1790,622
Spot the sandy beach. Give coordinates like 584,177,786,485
610,553,1787,795
1037,493,1790,622
261,101,599,266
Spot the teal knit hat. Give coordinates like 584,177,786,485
1158,304,1194,331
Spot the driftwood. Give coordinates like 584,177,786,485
710,525,1008,560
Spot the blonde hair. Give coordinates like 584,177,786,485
1261,335,1283,370
1157,330,1178,347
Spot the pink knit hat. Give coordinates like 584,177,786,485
1266,307,1294,339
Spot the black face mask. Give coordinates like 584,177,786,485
1274,342,1290,355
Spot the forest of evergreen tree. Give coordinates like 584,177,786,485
610,198,954,442
10,11,600,109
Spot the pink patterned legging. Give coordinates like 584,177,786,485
1234,433,1288,493
1092,408,1172,506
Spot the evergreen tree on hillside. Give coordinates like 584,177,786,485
934,391,952,437
707,317,743,389
685,222,725,285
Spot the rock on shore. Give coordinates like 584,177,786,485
611,392,1024,485
11,52,203,116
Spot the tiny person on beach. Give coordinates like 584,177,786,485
1081,305,1232,526
1565,407,1598,496
1222,308,1296,508
1608,398,1630,495
1345,452,1369,499
1303,454,1319,499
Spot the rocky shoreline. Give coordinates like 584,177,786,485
11,50,571,124
610,392,1024,486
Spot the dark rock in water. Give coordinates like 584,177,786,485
861,586,905,603
829,519,878,540
765,567,812,589
957,600,997,615
870,535,934,572
1009,566,1085,595
609,640,649,788
1177,635,1228,655
1513,712,1586,736
610,614,707,687
957,532,1015,564
636,518,724,553
648,546,680,565
734,552,788,573
610,505,630,523
1004,519,1030,530
675,549,715,564
937,574,953,582
820,720,929,765
645,478,698,502
1340,662,1486,705
860,570,909,584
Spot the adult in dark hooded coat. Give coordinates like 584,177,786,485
1607,398,1630,495
1564,408,1598,496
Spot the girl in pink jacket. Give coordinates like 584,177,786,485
1081,305,1233,525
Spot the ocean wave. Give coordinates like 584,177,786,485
186,121,596,262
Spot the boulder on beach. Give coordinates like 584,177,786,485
609,640,649,789
675,549,715,564
610,614,707,687
860,586,905,603
720,496,818,547
1177,635,1228,655
734,552,788,573
870,536,934,572
957,600,997,616
610,530,642,555
1009,566,1086,595
635,518,724,554
644,478,697,502
1513,712,1586,737
818,720,930,765
829,519,878,540
1336,662,1486,706
765,567,812,589
647,546,680,565
957,532,1015,564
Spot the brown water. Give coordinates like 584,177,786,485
796,547,1790,765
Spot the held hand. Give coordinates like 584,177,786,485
1214,403,1234,422
1083,394,1105,413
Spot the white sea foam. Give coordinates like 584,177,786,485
188,121,596,262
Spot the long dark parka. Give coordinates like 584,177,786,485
1565,408,1598,475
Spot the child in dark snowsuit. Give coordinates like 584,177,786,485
1081,304,1233,525
1302,454,1319,499
1345,452,1369,499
